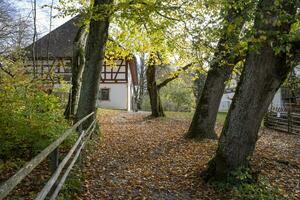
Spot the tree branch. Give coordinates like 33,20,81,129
157,63,193,89
0,62,14,78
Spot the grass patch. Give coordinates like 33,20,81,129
97,108,122,116
165,111,227,124
211,168,289,200
165,111,194,119
216,112,227,124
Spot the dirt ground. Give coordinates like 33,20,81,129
80,110,300,200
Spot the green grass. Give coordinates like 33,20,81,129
165,111,227,124
165,111,194,119
217,112,227,124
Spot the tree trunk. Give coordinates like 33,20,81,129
32,0,37,78
146,58,192,117
146,63,165,117
193,72,206,105
76,0,112,129
186,2,252,140
204,0,297,180
64,25,87,120
136,54,146,110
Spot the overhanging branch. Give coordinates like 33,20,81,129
157,63,193,89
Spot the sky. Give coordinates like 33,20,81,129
12,0,72,38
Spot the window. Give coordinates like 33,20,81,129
100,88,110,101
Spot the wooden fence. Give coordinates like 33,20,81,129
264,104,300,135
0,112,96,200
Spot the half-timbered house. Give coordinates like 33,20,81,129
24,17,138,111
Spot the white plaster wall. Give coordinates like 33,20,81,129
219,92,235,112
271,88,283,107
218,89,283,112
97,84,128,110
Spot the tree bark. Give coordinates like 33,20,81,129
146,60,192,117
76,0,112,129
193,72,206,104
31,0,37,78
136,54,146,110
146,63,165,117
204,0,298,180
64,25,87,120
186,2,251,140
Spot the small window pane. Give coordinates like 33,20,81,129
100,88,110,100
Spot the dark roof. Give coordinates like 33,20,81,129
25,16,139,85
25,16,80,58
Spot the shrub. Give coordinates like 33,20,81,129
0,57,70,162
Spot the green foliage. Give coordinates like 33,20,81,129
211,168,289,200
160,78,195,112
142,78,195,112
216,112,227,124
58,0,209,70
0,58,70,162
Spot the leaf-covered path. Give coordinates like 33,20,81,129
80,110,220,199
79,110,300,200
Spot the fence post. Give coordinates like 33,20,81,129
49,148,59,174
49,147,59,194
265,110,269,128
288,105,291,134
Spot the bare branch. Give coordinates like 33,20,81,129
0,62,14,78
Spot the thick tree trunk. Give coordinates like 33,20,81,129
146,64,165,117
76,0,112,129
64,25,87,120
186,2,251,140
193,72,206,104
187,66,232,139
204,0,297,180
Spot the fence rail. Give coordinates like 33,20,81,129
0,112,95,200
265,105,300,135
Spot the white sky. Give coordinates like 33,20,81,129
12,0,72,38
